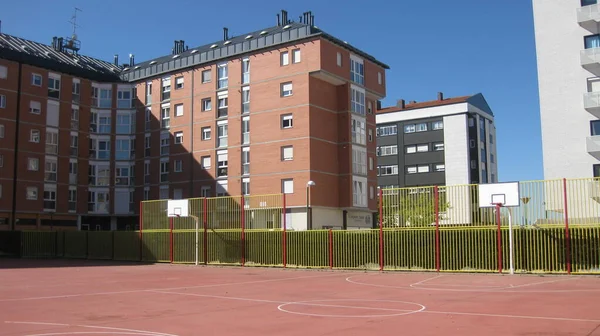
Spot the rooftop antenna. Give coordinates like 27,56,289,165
64,7,82,54
69,7,82,39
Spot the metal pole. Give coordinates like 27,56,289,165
508,208,514,275
306,186,310,230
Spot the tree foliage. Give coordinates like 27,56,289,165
380,189,450,227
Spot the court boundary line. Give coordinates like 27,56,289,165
150,288,600,323
0,272,351,303
4,321,178,336
347,274,598,293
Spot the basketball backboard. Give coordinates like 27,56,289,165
167,199,189,217
478,182,520,208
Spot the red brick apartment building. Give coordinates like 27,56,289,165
0,10,388,231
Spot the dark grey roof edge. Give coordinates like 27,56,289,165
466,93,494,117
0,33,123,83
120,23,389,82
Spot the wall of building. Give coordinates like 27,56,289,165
533,0,598,179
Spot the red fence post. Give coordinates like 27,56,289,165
496,203,503,273
379,188,384,271
241,196,245,267
563,178,571,274
282,194,287,268
139,202,143,261
434,186,440,272
328,229,333,269
169,217,174,263
203,197,208,265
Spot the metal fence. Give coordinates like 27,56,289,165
3,178,600,274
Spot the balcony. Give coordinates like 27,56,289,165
584,92,600,117
586,135,600,159
581,48,600,76
578,3,600,33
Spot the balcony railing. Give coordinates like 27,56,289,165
587,135,600,159
69,174,77,185
584,92,600,117
578,3,600,33
581,48,600,75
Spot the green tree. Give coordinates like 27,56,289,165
380,188,450,227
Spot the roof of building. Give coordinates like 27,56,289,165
377,93,494,116
0,10,389,84
0,33,122,82
121,11,390,82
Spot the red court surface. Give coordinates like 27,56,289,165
1,259,600,336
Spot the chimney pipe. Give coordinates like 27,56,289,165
305,12,309,24
179,40,185,53
311,14,315,26
223,27,229,41
376,101,382,110
173,41,178,55
114,54,119,66
129,54,134,67
277,14,280,26
437,92,444,100
281,10,287,24
396,99,405,109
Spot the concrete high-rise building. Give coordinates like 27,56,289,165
0,10,388,231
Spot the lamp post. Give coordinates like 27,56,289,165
306,180,315,230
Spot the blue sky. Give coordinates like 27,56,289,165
1,0,542,182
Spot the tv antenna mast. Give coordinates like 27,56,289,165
64,7,82,54
69,7,82,39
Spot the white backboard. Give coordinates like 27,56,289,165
167,199,189,217
478,182,520,208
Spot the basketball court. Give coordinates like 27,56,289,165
1,259,600,336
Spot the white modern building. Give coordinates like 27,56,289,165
376,93,498,225
533,0,600,179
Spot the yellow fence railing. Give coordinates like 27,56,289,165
4,178,600,275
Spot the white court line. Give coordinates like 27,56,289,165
423,310,600,323
409,275,444,287
152,290,422,313
508,277,580,289
4,321,178,336
22,332,162,336
152,289,600,323
0,272,350,303
346,275,600,293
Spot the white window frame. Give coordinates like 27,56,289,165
174,131,183,144
281,114,293,128
433,142,445,151
378,145,398,156
29,100,41,114
31,73,42,86
202,70,211,83
217,63,228,89
378,165,399,176
281,82,293,97
435,164,445,172
416,123,428,132
351,117,366,145
417,144,429,152
281,145,293,161
377,125,397,137
201,127,211,140
350,55,364,85
417,165,430,173
174,160,183,172
217,122,228,148
242,86,250,113
282,179,294,194
44,189,57,211
175,103,184,117
337,52,342,67
202,156,211,169
26,187,38,200
241,147,250,175
292,49,301,63
281,51,289,66
0,65,7,79
242,58,250,84
432,121,444,130
404,124,416,133
351,86,366,115
202,98,212,111
175,76,184,90
242,178,250,196
242,117,250,145
30,129,40,143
